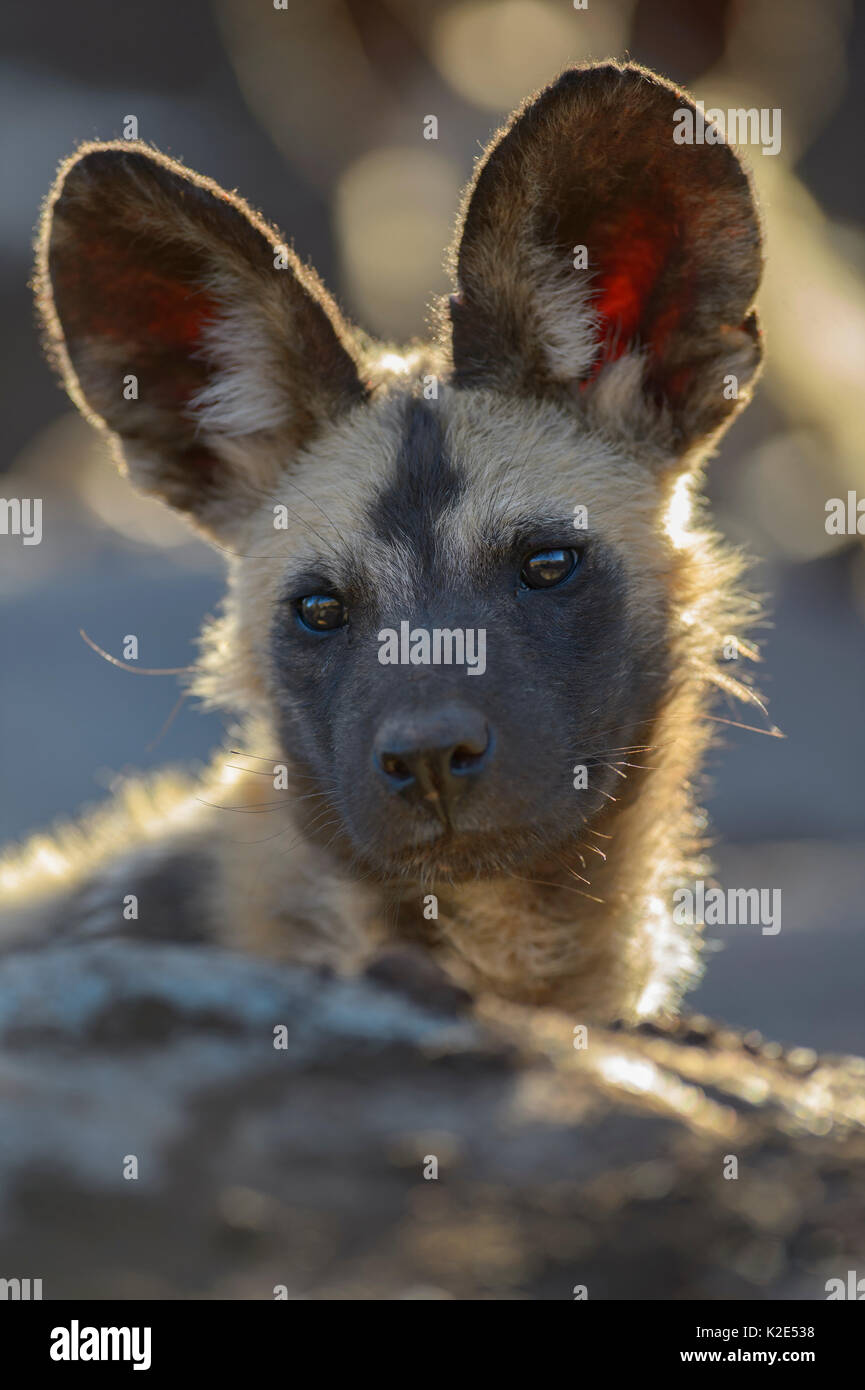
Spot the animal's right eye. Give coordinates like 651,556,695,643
296,595,348,632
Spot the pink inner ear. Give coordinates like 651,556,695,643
59,238,215,352
587,203,685,378
95,265,213,348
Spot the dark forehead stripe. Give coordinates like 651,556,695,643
367,397,463,565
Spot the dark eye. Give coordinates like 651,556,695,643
296,594,348,632
519,547,581,590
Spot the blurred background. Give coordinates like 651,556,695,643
1,0,863,1051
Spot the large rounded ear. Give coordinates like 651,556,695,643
447,63,763,453
35,142,367,535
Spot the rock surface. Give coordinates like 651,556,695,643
0,940,863,1300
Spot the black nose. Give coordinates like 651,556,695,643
373,704,492,823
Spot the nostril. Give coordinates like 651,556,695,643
379,752,414,785
450,742,485,774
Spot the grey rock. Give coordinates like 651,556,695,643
0,941,862,1300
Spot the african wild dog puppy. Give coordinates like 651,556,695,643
1,63,764,1021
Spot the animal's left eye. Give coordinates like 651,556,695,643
519,547,581,589
296,594,348,631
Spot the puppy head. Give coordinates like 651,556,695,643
37,63,762,884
